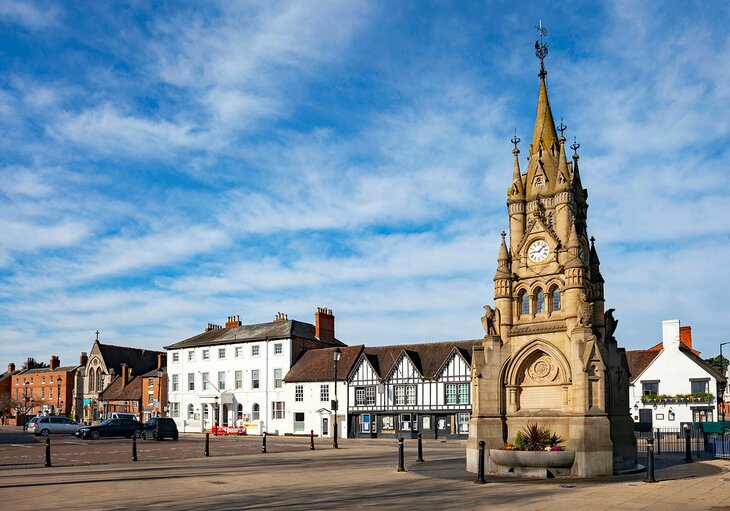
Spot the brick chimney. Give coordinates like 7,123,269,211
121,363,131,387
226,315,242,328
7,363,15,373
50,356,60,370
157,353,167,369
315,307,335,342
80,352,88,366
26,357,33,370
679,326,692,349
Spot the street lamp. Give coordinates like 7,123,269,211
156,367,163,417
720,342,730,422
56,376,62,415
332,347,342,449
22,379,29,430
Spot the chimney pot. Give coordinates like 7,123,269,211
50,356,60,370
80,352,88,366
7,363,15,373
226,314,242,328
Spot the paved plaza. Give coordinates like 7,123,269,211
1,428,729,510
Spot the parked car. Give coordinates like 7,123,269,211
29,416,80,436
110,412,138,420
24,416,42,431
142,417,178,441
76,418,143,440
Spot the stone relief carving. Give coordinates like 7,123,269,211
525,353,559,384
577,293,594,327
481,305,500,337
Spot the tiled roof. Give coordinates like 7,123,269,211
97,342,162,376
100,375,142,401
18,366,78,375
164,320,344,350
363,340,477,380
626,345,726,383
0,370,20,383
284,346,364,382
285,340,478,383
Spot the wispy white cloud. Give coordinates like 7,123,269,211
0,0,60,30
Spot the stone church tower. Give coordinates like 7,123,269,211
466,39,636,477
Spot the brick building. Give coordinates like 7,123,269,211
13,356,81,421
0,363,21,422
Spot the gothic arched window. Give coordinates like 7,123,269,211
551,287,561,311
520,291,529,316
89,368,95,392
536,288,545,313
237,404,243,421
252,403,260,421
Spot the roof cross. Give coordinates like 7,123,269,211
95,330,100,341
570,137,580,156
558,118,567,138
511,131,521,153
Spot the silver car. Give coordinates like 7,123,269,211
30,416,81,436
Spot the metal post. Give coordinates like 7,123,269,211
721,342,729,422
655,428,661,455
132,435,138,462
684,426,693,463
416,432,424,462
310,429,315,450
262,431,267,454
644,437,657,483
333,361,339,449
475,440,486,484
204,432,210,457
397,437,406,472
44,438,51,468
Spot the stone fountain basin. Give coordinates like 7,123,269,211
490,449,575,468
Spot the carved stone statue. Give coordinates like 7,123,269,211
604,308,618,341
577,294,594,328
481,305,500,337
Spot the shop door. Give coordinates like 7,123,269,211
322,417,329,437
436,415,450,438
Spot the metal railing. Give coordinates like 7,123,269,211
634,427,704,456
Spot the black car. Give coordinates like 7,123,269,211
76,418,144,440
142,417,178,440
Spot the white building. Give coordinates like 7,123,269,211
626,319,725,428
347,341,476,439
164,309,344,435
283,345,362,437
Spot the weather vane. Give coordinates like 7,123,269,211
570,137,580,157
534,20,549,78
558,118,567,138
511,129,521,153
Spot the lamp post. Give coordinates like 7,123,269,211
213,396,219,435
720,342,730,422
333,347,342,449
22,379,29,430
156,368,163,417
56,376,62,415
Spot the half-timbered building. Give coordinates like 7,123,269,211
347,340,477,439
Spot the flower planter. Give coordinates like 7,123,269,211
489,449,575,478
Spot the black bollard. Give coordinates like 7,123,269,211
684,426,693,463
310,430,315,450
416,432,424,463
397,437,406,472
132,435,138,462
204,432,210,457
44,437,51,468
262,432,267,454
644,437,657,483
475,440,486,484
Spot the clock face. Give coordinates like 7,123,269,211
528,240,549,262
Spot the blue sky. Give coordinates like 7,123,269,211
1,1,729,367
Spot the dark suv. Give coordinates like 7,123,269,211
142,417,178,440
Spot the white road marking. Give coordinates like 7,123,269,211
10,444,33,448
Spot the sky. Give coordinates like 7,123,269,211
1,1,729,367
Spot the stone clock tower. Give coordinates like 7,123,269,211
466,36,636,477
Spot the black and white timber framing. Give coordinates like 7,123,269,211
347,340,477,439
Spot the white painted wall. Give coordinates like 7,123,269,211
630,320,720,428
167,338,292,435
284,380,348,436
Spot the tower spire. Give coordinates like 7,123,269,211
509,132,525,200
